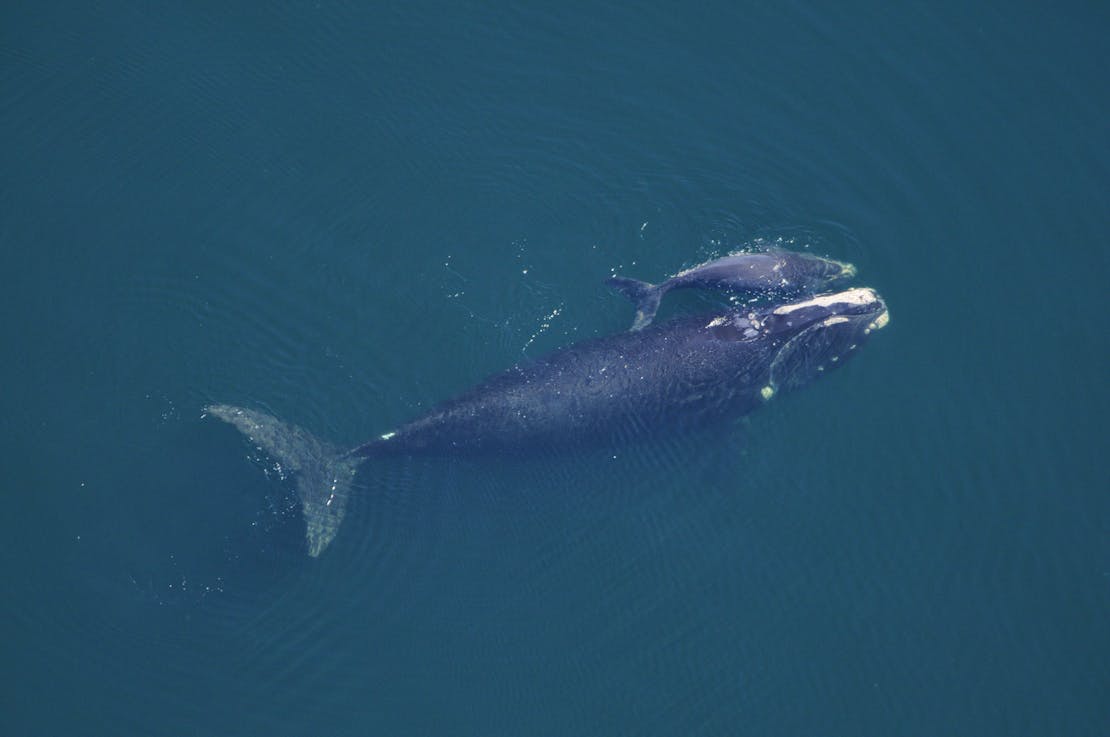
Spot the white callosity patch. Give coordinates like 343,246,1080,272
772,287,880,315
864,310,891,335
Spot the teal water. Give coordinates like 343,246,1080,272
2,3,1107,735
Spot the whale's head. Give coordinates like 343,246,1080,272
756,287,888,397
774,250,858,291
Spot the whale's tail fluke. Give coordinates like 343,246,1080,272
206,404,362,557
605,276,664,331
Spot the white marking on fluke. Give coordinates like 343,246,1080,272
380,431,396,440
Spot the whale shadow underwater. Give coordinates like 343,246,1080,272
209,255,889,557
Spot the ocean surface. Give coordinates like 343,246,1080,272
2,3,1107,735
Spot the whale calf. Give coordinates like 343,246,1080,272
606,248,856,330
209,287,888,557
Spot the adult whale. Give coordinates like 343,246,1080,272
209,287,889,556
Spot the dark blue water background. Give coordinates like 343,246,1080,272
2,3,1107,735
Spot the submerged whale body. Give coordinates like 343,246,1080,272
209,287,889,557
607,248,857,330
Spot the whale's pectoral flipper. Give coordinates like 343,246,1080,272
206,404,362,557
605,276,663,331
